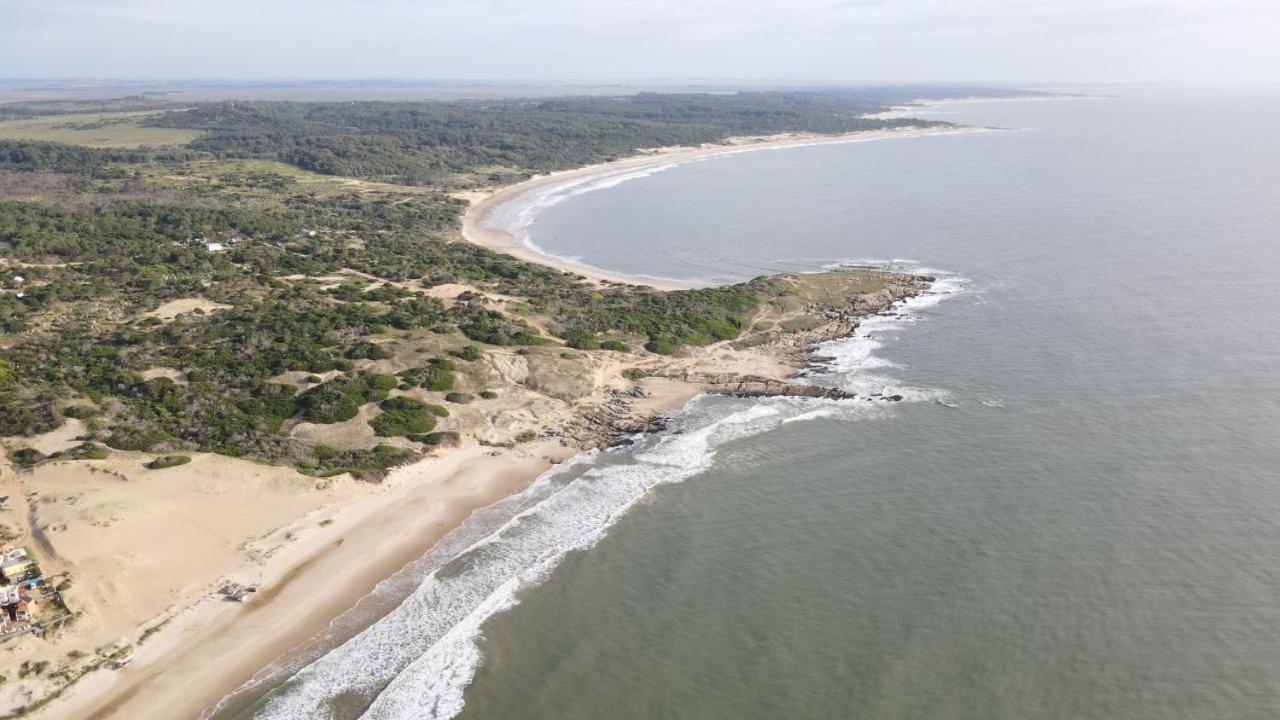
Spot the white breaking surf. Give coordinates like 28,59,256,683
227,267,966,720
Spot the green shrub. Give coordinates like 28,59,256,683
409,431,460,447
106,430,172,452
370,396,437,437
457,310,547,346
298,373,395,423
62,442,108,460
345,341,391,360
600,340,631,352
563,331,600,350
146,454,192,470
60,404,100,419
369,374,398,391
644,336,678,355
81,444,109,460
0,394,58,436
9,447,45,468
479,390,498,400
448,345,483,362
397,359,454,391
422,368,453,391
444,392,474,404
301,444,418,482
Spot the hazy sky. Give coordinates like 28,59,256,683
2,0,1277,83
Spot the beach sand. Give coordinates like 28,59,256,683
460,125,985,289
19,374,704,720
14,125,956,720
23,442,566,720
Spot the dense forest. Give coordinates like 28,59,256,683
143,90,971,185
0,87,1025,476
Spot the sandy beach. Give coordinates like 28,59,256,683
9,334,719,720
17,369,708,720
460,125,988,289
10,125,952,720
13,443,556,720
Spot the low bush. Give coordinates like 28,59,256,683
408,431,460,447
298,373,396,423
60,404,100,419
644,336,678,355
448,345,483,361
146,454,191,470
370,396,437,437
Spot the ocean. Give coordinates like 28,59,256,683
214,86,1280,720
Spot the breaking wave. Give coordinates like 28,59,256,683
212,265,966,720
804,267,969,406
234,401,814,720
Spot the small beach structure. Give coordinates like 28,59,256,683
218,580,259,603
107,655,134,670
0,548,34,584
0,546,72,641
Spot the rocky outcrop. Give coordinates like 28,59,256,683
664,372,851,400
549,272,934,448
551,387,666,447
704,377,851,400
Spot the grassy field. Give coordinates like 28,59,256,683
0,111,202,148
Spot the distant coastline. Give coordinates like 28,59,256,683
863,91,1105,120
18,100,993,720
460,124,996,289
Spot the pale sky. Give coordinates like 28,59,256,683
1,0,1277,84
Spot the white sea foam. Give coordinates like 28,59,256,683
211,272,962,720
808,266,969,402
246,401,825,720
231,267,967,720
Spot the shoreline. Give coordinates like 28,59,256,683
27,119,960,720
32,443,567,720
32,380,707,720
862,92,1106,120
460,124,992,289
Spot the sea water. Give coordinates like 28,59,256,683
217,86,1280,720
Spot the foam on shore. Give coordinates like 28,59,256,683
215,269,963,720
